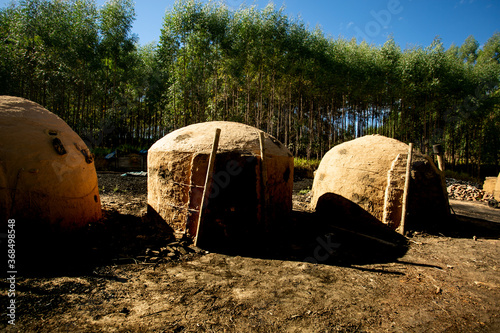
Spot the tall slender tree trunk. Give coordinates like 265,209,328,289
307,100,313,160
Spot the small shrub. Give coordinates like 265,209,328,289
112,185,127,193
92,147,114,157
298,188,311,195
294,157,321,179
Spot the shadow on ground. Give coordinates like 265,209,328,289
28,192,500,277
419,213,500,240
17,205,498,279
10,198,411,278
200,192,409,268
9,210,175,278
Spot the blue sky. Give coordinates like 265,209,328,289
2,0,499,49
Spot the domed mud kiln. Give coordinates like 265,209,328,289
0,96,101,231
311,135,449,232
148,121,293,247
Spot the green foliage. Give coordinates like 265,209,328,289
0,0,158,147
115,144,146,154
294,157,321,170
113,185,126,193
91,147,115,157
298,188,311,195
154,0,500,177
294,157,321,179
92,144,147,157
1,0,499,178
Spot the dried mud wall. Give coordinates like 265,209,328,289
148,121,293,240
483,177,497,195
0,96,101,231
382,153,407,230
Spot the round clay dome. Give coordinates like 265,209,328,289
0,96,102,231
148,121,293,247
311,134,449,230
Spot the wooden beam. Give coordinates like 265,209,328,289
194,128,221,247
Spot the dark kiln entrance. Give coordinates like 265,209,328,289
187,152,259,249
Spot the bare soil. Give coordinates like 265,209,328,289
2,173,500,332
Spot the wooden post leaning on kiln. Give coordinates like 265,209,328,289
433,144,445,172
398,143,413,235
194,128,221,247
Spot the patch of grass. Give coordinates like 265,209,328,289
298,188,311,195
294,157,321,170
117,144,146,154
113,185,127,194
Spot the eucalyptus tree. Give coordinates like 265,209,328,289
377,37,402,137
2,0,498,173
0,4,20,96
460,35,480,65
98,0,137,115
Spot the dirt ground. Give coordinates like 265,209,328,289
1,172,500,332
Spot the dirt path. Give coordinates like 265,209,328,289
1,174,499,332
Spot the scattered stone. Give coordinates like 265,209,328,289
135,239,204,263
488,199,499,209
189,246,205,254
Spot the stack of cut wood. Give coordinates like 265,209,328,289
446,178,493,202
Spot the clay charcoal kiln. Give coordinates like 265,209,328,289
311,134,450,231
148,121,293,247
0,96,101,231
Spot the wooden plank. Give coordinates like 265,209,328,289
399,143,413,235
437,155,445,172
194,128,221,247
259,131,269,231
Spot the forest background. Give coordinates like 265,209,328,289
1,0,499,178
